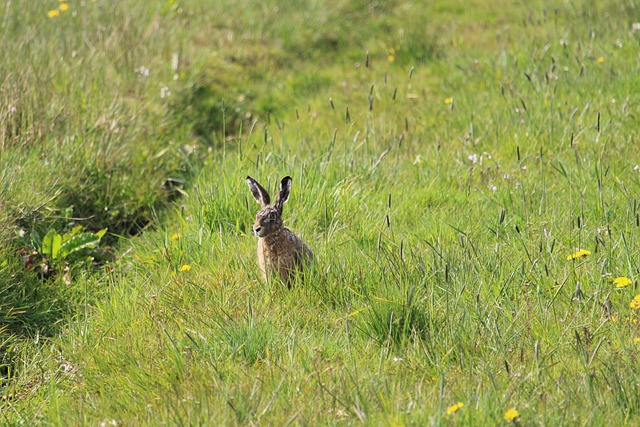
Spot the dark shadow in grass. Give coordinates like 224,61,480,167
0,260,75,385
171,79,254,148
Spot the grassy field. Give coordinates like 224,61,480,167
2,0,640,425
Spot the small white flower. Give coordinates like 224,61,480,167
521,165,527,171
503,174,510,180
468,154,478,164
490,185,497,192
135,66,150,77
160,86,171,98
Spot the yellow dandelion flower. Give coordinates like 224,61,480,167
444,97,454,105
47,9,60,17
504,407,519,422
171,233,182,241
633,337,640,343
566,249,591,260
179,264,191,272
613,276,632,288
59,3,69,11
388,49,396,62
446,402,464,415
630,294,640,309
610,315,617,323
596,57,604,64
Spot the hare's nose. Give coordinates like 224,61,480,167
253,226,262,235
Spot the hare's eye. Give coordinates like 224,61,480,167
268,212,276,220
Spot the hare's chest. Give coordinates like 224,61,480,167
258,237,294,271
257,239,267,273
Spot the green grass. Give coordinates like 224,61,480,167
2,0,640,425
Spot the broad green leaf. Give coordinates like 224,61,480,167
59,233,101,259
63,225,86,243
95,228,108,239
41,229,62,260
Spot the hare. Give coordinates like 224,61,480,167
246,175,313,286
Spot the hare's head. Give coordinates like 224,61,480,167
246,176,292,238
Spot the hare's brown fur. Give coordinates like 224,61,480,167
246,176,312,285
257,227,313,284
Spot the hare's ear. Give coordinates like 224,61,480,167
275,176,292,211
246,176,270,206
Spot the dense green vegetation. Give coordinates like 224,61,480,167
2,0,640,424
